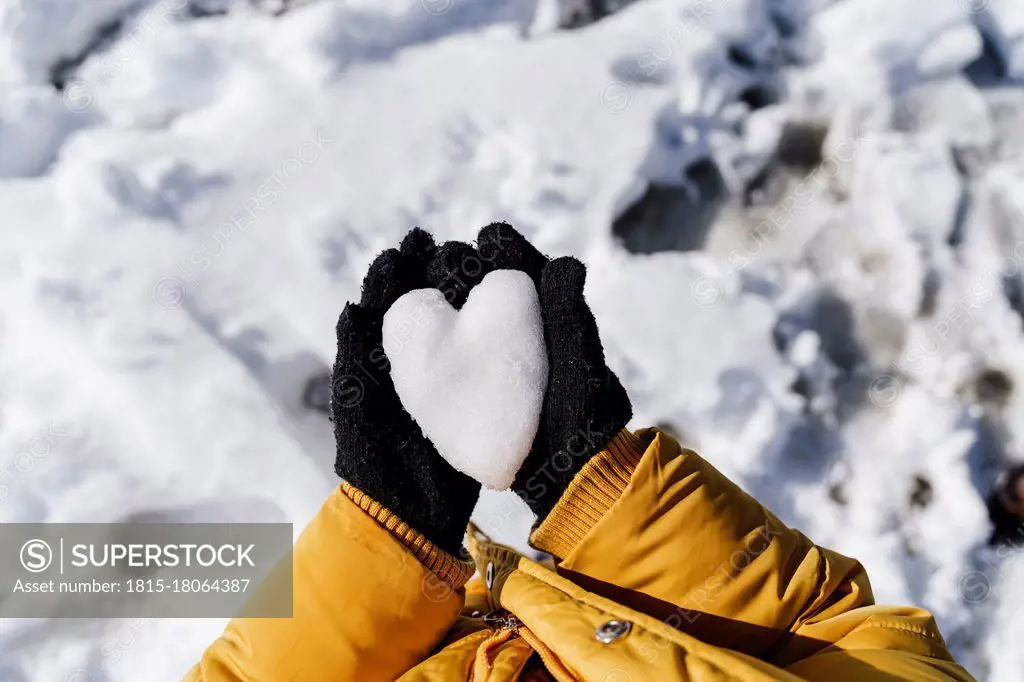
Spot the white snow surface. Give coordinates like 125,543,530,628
383,270,548,491
0,0,1023,679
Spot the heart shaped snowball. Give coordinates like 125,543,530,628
382,270,549,490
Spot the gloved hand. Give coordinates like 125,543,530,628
474,223,633,520
331,228,489,556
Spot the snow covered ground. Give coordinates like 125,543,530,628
1,0,1023,679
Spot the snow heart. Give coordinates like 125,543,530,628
383,270,549,490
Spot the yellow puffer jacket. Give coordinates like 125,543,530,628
186,429,975,681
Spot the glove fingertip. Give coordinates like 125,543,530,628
477,222,547,282
360,248,404,311
400,227,437,265
541,256,588,300
427,240,490,309
336,301,363,331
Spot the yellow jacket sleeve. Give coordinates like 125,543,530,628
531,429,973,681
184,484,473,682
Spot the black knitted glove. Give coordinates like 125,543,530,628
331,228,488,556
476,223,633,520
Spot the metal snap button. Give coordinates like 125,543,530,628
485,562,495,589
595,620,632,643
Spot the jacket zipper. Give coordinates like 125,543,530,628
478,613,578,682
473,614,519,681
483,611,521,632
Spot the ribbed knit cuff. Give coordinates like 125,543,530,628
529,429,647,560
340,482,476,589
